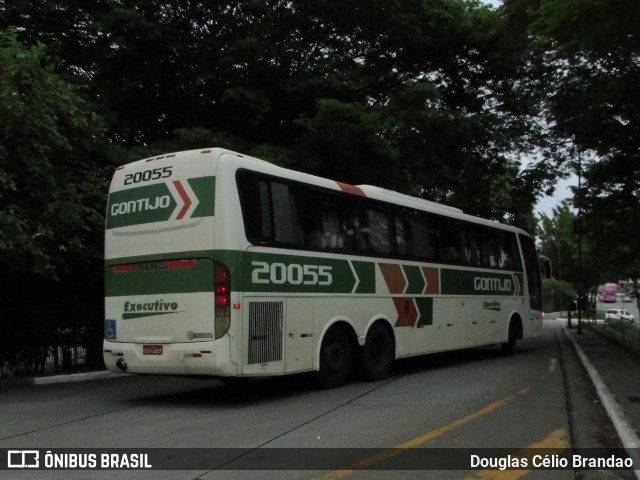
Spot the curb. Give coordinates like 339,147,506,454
33,371,119,385
1,371,125,387
564,327,640,480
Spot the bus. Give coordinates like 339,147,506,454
104,148,544,387
602,283,617,303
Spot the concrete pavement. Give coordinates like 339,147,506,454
562,320,640,479
2,319,639,477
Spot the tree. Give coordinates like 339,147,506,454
2,0,545,227
537,204,579,310
530,0,640,298
0,1,557,374
0,28,116,280
0,29,120,371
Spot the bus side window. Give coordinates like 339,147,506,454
271,181,302,245
477,231,497,268
321,212,341,249
394,215,412,257
500,233,522,270
300,188,356,252
356,205,391,254
467,229,481,266
433,218,460,262
461,227,481,266
495,234,511,269
237,171,273,244
257,180,273,240
410,213,435,259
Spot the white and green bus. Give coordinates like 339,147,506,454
104,147,543,387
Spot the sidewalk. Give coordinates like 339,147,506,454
563,321,640,477
0,370,114,387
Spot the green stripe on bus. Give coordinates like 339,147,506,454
105,249,525,298
415,297,433,327
189,176,215,218
352,261,375,294
240,252,357,294
403,265,425,295
106,183,176,229
105,259,214,296
105,176,215,229
440,270,523,296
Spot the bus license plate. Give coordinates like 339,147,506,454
143,345,163,355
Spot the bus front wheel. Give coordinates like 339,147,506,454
501,318,520,355
362,323,394,381
317,327,352,388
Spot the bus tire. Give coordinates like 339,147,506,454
362,323,395,381
317,326,352,388
501,318,519,355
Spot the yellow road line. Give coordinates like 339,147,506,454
464,426,569,480
311,387,531,480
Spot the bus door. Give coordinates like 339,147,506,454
284,298,314,373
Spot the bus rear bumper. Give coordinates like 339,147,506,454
103,337,237,377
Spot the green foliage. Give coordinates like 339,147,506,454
294,98,398,187
535,0,639,58
528,0,640,296
10,0,635,372
538,205,576,270
542,277,576,312
0,28,122,370
3,0,543,226
0,28,116,281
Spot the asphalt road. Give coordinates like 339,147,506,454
0,320,633,480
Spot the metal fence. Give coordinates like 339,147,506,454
586,319,640,356
1,345,92,379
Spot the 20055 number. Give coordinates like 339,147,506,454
251,261,333,286
124,166,173,185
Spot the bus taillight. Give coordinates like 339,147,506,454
214,263,231,339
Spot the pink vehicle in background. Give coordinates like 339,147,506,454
602,283,617,303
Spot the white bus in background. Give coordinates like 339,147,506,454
104,148,544,387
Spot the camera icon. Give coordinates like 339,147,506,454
7,450,40,468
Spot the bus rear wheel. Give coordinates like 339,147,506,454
317,327,352,388
362,323,394,381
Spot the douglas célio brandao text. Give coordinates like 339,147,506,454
470,453,633,470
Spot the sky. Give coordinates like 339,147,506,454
474,0,576,219
534,176,575,217
476,0,575,219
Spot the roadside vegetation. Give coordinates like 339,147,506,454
1,0,638,375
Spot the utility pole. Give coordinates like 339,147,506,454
577,150,583,334
550,237,562,316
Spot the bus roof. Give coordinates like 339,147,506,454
358,184,463,215
114,147,530,238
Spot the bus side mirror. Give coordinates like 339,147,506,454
539,255,552,279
